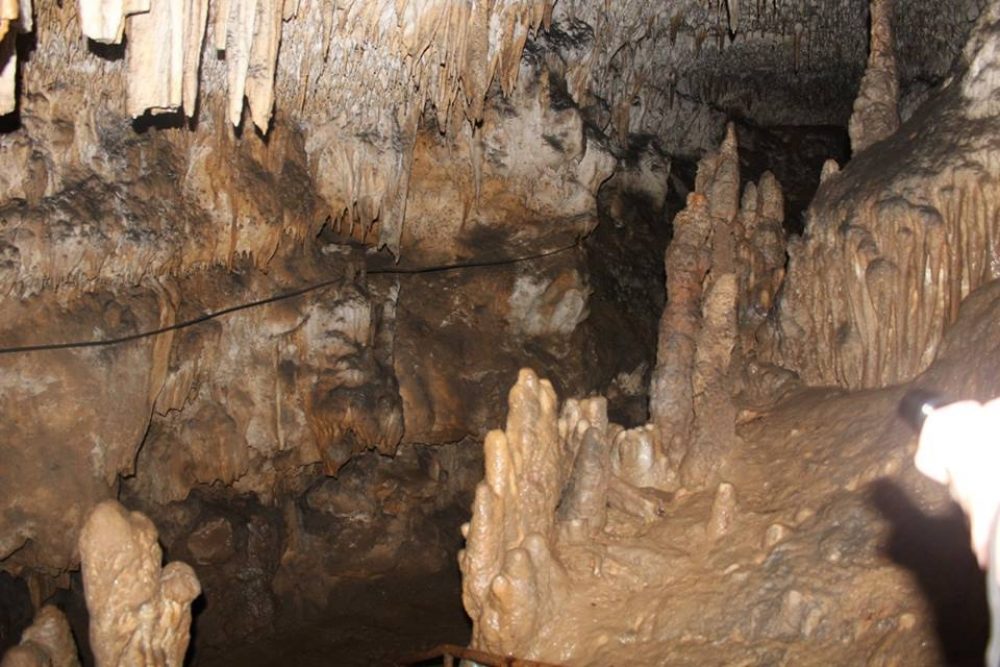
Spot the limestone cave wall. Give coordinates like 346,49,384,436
1,0,999,664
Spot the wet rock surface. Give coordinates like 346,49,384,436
1,0,999,665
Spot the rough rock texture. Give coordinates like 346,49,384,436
458,369,579,658
735,171,787,354
458,284,1000,666
78,500,200,667
552,0,979,155
767,6,1000,389
0,0,995,663
848,0,900,153
650,125,776,489
0,606,78,667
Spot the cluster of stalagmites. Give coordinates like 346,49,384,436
461,1,1000,658
650,124,788,490
1,501,200,667
460,124,790,660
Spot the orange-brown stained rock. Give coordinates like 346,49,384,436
650,124,750,490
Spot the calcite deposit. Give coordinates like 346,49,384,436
1,0,999,664
766,3,1000,389
0,606,78,667
848,0,900,153
79,501,200,667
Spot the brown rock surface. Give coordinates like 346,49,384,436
0,0,997,664
459,269,1000,663
848,0,901,154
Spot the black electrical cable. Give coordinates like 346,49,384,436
0,242,579,355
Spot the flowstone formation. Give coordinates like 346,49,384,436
78,501,201,667
767,0,1000,390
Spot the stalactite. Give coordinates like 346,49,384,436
0,0,28,114
0,28,15,115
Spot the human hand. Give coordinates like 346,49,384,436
915,398,1000,568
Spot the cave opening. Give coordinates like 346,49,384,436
2,1,1000,666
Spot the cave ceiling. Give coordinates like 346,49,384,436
0,0,983,257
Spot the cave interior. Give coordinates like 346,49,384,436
1,0,999,665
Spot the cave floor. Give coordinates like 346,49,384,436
506,385,988,665
193,384,987,666
192,568,471,667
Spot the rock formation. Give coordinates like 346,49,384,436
848,0,900,153
78,500,201,667
0,606,78,667
1,0,999,663
766,3,1000,390
650,124,782,489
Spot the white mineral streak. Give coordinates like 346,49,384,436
125,0,206,118
0,0,29,114
244,0,282,130
78,0,149,44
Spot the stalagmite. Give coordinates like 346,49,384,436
681,272,739,487
848,0,899,153
649,194,712,467
735,171,787,352
650,125,746,488
0,606,79,667
556,397,611,532
79,500,201,667
459,369,569,658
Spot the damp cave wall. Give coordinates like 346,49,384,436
0,0,992,659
